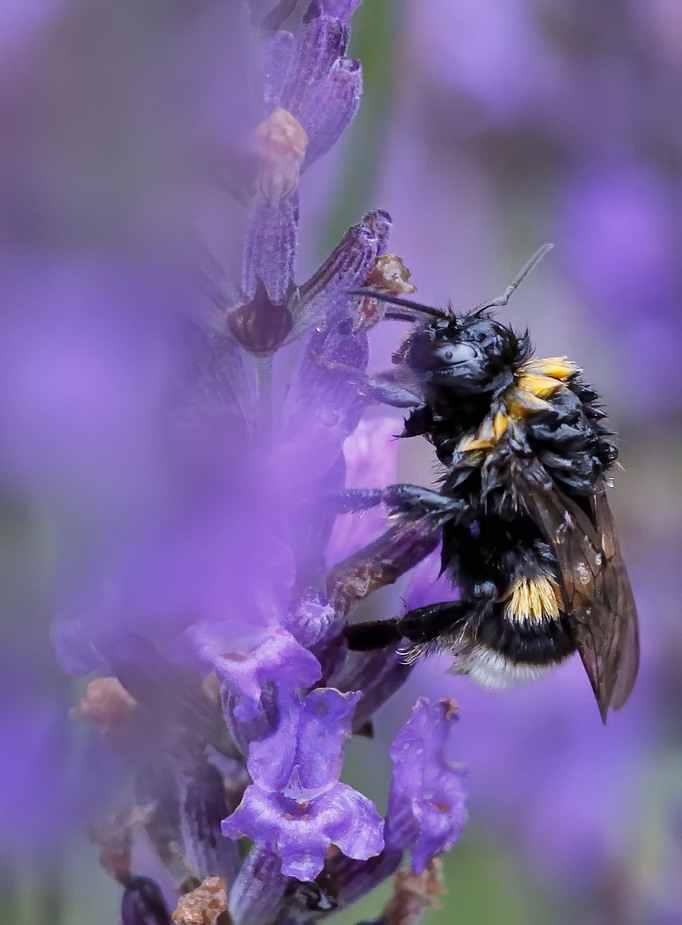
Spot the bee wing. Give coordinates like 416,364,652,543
591,483,640,711
512,454,639,721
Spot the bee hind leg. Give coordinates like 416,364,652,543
345,618,404,650
346,600,472,653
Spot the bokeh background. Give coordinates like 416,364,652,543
2,1,682,923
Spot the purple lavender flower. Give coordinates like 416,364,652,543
50,3,468,923
222,688,384,880
386,698,467,874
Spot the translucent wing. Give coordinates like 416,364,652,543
591,483,640,711
511,450,639,721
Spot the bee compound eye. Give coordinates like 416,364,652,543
432,341,477,367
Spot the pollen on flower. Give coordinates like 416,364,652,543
172,876,227,925
250,106,309,202
353,253,416,333
366,254,416,294
441,698,459,720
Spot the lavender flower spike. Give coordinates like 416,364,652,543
57,2,470,921
222,688,384,880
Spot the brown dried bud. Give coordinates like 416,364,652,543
70,677,137,745
89,805,151,884
354,254,416,333
383,860,447,925
172,877,229,925
227,281,293,355
250,107,308,202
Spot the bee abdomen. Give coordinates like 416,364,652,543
474,610,575,665
448,608,576,690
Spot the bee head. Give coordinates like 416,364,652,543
351,244,548,395
403,313,529,395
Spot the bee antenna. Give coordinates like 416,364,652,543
347,288,446,322
471,243,553,316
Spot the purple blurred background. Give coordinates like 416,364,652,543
2,1,681,923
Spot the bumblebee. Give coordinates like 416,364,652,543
344,246,639,721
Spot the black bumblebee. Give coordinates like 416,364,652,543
343,246,639,721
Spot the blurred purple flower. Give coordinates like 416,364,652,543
560,167,674,314
43,2,469,922
326,416,399,566
410,0,561,123
558,165,682,412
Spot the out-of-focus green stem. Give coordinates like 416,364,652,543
324,0,404,251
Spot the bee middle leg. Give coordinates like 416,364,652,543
334,484,465,522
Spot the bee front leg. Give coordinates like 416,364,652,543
357,372,423,409
308,352,422,409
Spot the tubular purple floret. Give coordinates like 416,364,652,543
221,688,385,881
180,762,242,887
121,876,172,925
386,699,468,874
228,846,289,925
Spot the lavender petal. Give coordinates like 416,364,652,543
283,12,349,119
283,587,340,648
191,623,321,723
264,31,296,108
317,782,385,861
247,687,360,796
223,782,382,882
320,0,364,19
303,58,362,165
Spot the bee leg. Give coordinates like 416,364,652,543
346,601,471,652
307,353,422,409
382,484,465,522
334,484,464,521
357,372,423,409
331,488,390,513
345,617,404,650
400,601,473,642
